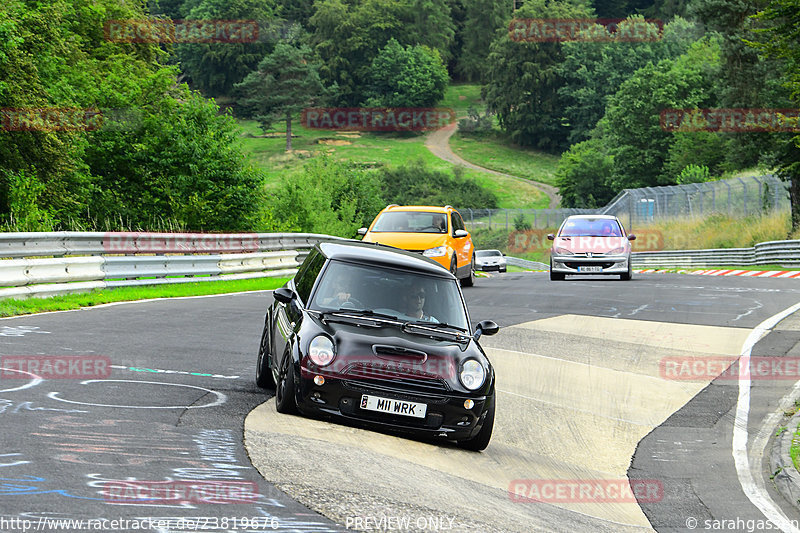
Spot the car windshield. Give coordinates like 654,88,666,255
558,218,623,237
309,260,469,330
476,250,502,257
370,211,448,233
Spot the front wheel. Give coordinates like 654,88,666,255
457,397,495,452
620,264,632,281
275,350,298,414
255,317,275,389
549,260,564,281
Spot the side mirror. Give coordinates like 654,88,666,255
357,228,368,236
454,229,469,238
547,234,555,240
627,234,636,241
473,320,500,341
273,287,295,305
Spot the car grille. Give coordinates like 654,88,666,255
342,363,451,394
342,380,450,403
565,261,616,269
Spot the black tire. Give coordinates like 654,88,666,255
275,350,298,414
449,255,458,277
255,319,275,389
461,256,475,287
458,397,495,452
549,260,564,281
620,264,632,281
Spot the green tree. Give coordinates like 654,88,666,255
555,137,615,208
749,0,800,231
380,159,497,208
176,0,276,98
457,0,509,81
558,16,700,145
483,0,595,152
267,157,385,236
309,0,455,106
364,39,449,107
235,43,329,151
604,38,721,189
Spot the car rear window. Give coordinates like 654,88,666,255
371,211,448,233
559,218,623,237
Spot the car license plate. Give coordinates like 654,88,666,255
360,395,427,419
578,266,603,272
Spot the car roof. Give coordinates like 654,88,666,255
563,214,619,220
318,241,455,279
383,205,452,213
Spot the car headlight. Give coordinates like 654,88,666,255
459,359,486,390
608,247,626,255
308,336,335,367
423,245,448,257
554,247,573,255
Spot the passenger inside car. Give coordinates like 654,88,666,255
402,282,437,322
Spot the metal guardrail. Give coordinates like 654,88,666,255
505,257,549,270
0,232,344,299
632,239,800,268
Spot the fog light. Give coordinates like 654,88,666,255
464,399,474,409
314,375,325,386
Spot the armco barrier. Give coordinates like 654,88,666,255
631,239,800,268
0,232,345,299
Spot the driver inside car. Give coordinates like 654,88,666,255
320,277,354,307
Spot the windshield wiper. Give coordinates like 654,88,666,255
404,321,467,332
325,309,400,321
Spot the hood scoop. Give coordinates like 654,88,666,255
372,344,428,364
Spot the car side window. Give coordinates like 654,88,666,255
294,252,325,305
451,212,465,233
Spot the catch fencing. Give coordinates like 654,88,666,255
460,174,789,232
0,232,343,299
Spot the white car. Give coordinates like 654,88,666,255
475,250,507,272
547,215,635,281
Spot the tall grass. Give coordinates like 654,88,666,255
637,212,792,250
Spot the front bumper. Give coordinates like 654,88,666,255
550,254,630,275
476,262,506,272
296,373,492,441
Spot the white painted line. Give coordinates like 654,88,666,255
0,289,277,321
733,301,800,533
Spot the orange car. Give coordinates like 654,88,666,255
358,205,475,286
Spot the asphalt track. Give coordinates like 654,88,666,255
2,272,800,532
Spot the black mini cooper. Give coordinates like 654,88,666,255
256,241,499,451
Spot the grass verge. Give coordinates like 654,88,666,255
450,130,561,187
791,424,800,471
0,277,291,318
